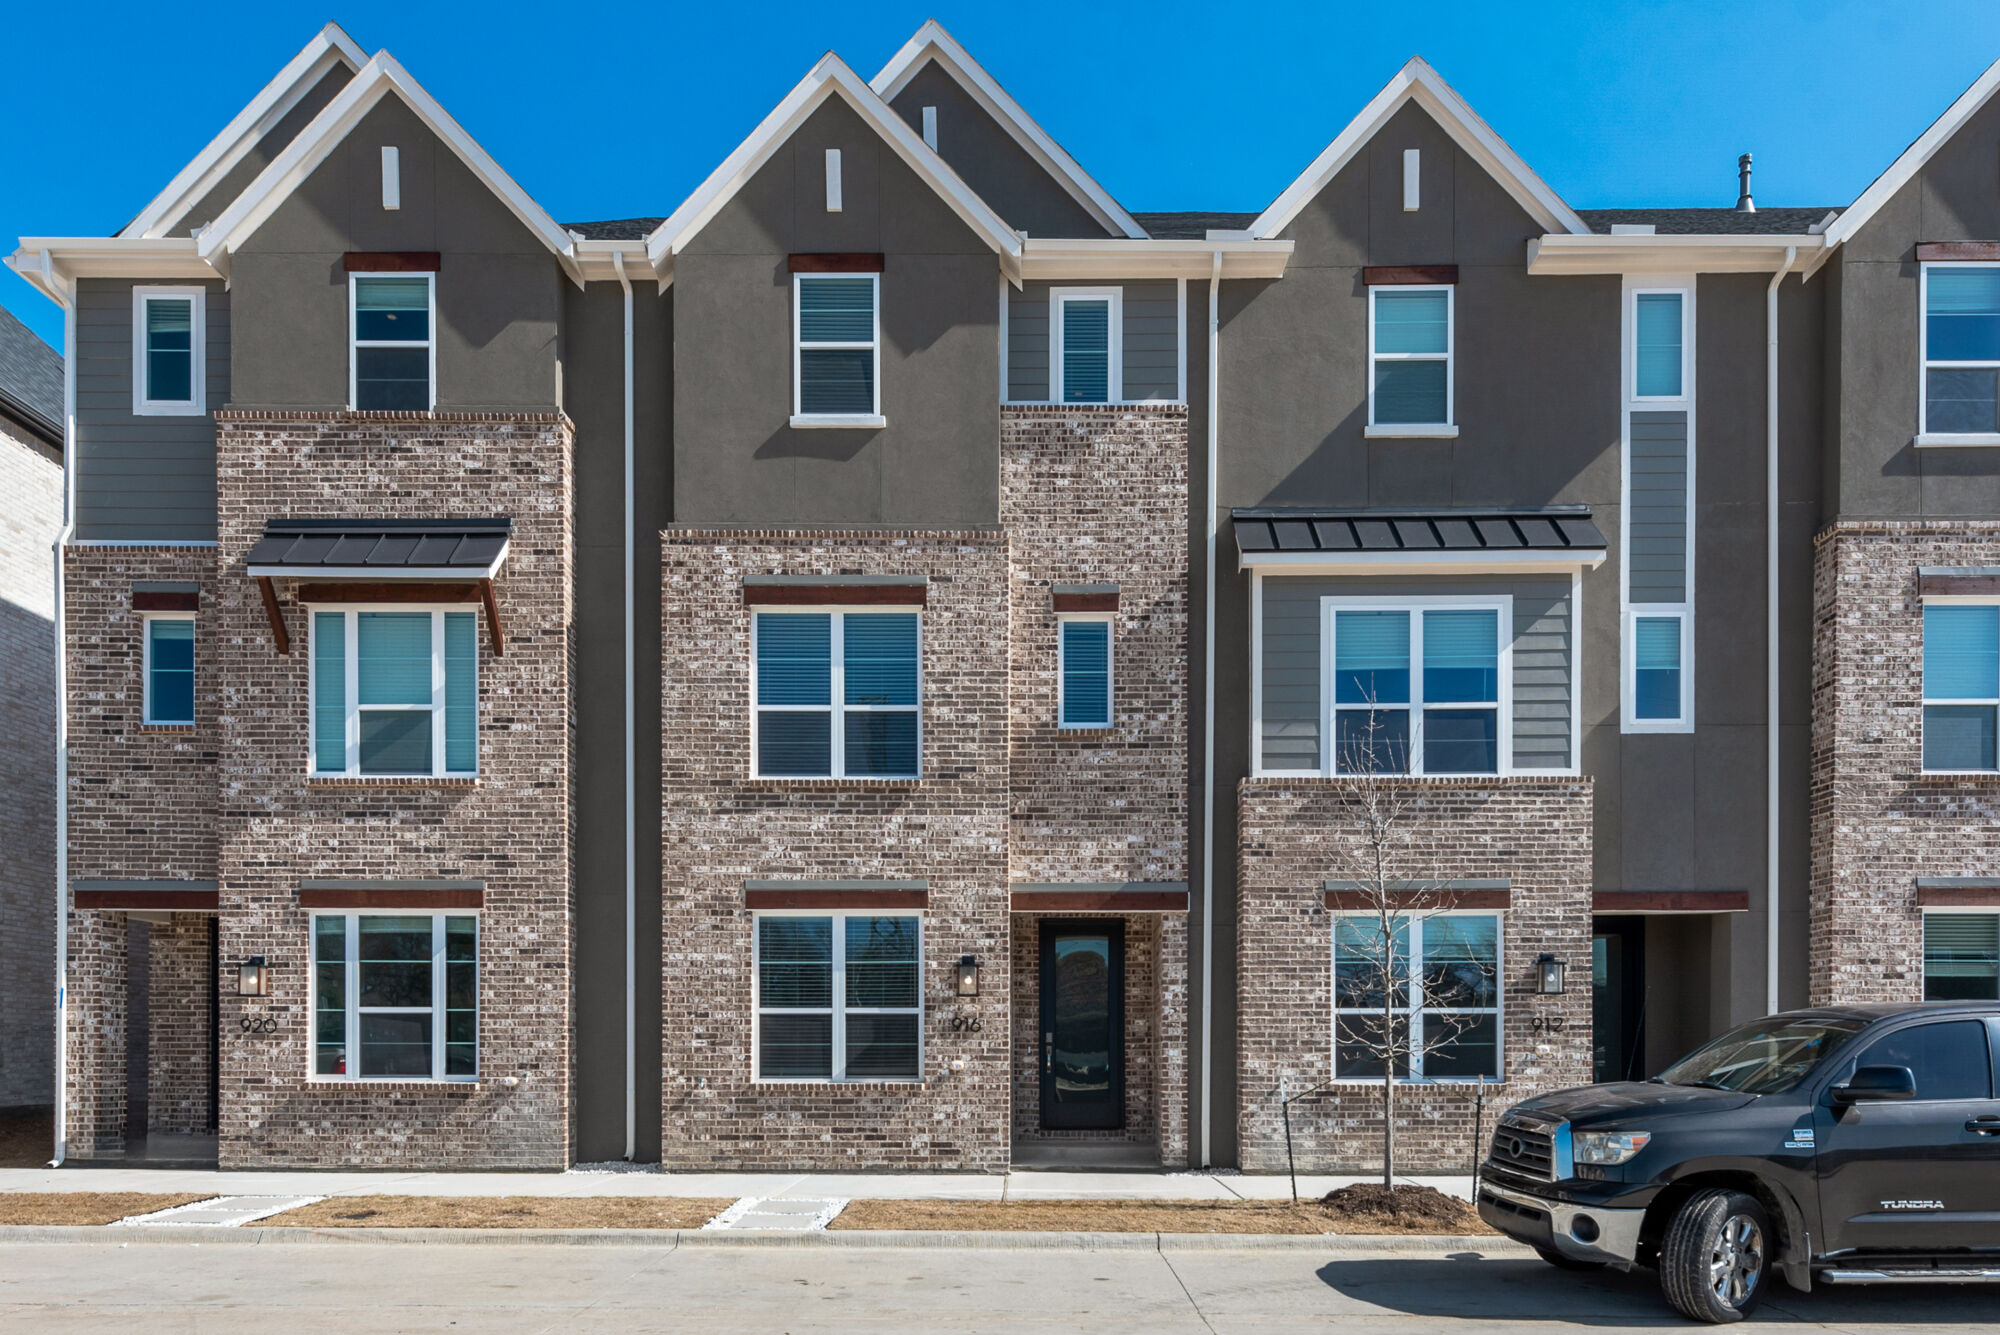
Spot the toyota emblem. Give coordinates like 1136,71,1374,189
1507,1136,1525,1158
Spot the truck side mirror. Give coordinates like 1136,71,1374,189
1831,1065,1917,1106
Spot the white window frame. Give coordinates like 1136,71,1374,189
1920,908,2000,1002
131,286,206,416
751,909,924,1083
141,612,196,726
749,607,922,780
1050,286,1123,405
307,605,477,778
1917,261,2000,446
1630,287,1691,403
1364,283,1456,438
1622,605,1693,733
1330,909,1504,1083
1056,612,1114,730
1919,596,2000,774
790,272,884,429
309,911,477,1083
348,271,437,412
1320,595,1512,778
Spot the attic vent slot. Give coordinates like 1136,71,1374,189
381,146,400,211
825,149,843,213
1403,149,1420,212
922,106,938,151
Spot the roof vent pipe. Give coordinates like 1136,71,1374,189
1736,153,1755,212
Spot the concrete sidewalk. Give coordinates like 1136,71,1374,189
0,1163,1474,1202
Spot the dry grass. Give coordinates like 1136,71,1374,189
0,1109,54,1169
832,1194,1495,1236
265,1195,739,1230
0,1194,212,1226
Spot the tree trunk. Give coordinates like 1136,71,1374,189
1382,998,1395,1190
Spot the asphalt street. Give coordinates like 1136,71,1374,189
1,1238,1995,1333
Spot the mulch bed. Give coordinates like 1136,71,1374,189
264,1196,739,1230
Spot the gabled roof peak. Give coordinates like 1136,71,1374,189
1818,53,2000,253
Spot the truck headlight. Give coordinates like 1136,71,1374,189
1573,1131,1651,1165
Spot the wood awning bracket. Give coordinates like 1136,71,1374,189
257,576,290,654
480,579,505,657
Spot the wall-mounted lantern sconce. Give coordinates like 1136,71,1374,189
955,955,981,998
1535,953,1565,996
238,956,272,998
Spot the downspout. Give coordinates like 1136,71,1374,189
613,248,636,1160
1200,251,1221,1166
45,250,75,1167
1765,245,1794,1017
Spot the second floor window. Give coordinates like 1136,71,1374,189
754,610,919,778
1058,616,1112,727
1052,289,1120,403
1923,265,2000,437
793,274,879,423
1633,291,1685,398
351,274,434,411
1924,913,2000,1001
132,287,204,415
1329,602,1503,776
1369,286,1453,429
143,615,194,725
312,609,477,777
1630,612,1688,726
1922,603,1999,772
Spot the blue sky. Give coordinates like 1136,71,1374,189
6,0,2000,351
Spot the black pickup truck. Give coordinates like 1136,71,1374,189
1476,1001,2000,1322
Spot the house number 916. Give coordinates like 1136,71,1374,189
950,1015,982,1033
240,1016,279,1035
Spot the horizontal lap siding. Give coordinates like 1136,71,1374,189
74,279,226,541
1259,575,1573,772
1008,282,1180,403
1628,410,1687,603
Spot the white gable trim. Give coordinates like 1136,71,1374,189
1250,57,1589,240
1818,55,2000,254
645,54,1023,282
122,23,368,241
869,20,1147,240
195,53,582,285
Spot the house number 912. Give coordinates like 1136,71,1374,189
240,1016,279,1035
1529,1015,1568,1035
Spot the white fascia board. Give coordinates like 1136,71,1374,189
123,24,368,240
1820,54,2000,253
1019,237,1293,281
572,239,663,286
197,54,582,286
8,238,221,303
252,557,507,583
1251,58,1588,240
869,20,1147,240
645,55,1022,277
1526,233,1826,276
1237,548,1608,575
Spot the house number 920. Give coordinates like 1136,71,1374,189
240,1016,279,1035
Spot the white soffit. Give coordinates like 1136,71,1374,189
196,53,582,285
1251,57,1589,240
1526,233,1826,276
645,54,1023,279
869,20,1148,240
123,23,368,240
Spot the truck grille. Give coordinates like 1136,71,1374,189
1488,1120,1555,1180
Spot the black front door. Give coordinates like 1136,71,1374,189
1814,1017,2000,1254
1039,920,1124,1130
1592,917,1646,1082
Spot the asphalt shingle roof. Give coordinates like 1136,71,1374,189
1132,211,1261,239
0,304,63,444
563,218,665,240
1575,207,1840,236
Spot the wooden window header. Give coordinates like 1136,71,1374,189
1916,879,2000,908
298,880,485,909
1053,584,1119,613
744,880,929,910
743,584,927,607
1323,879,1510,910
73,879,220,911
1919,570,2000,598
133,590,199,612
1590,890,1750,913
789,253,886,273
343,252,441,272
1915,242,2000,263
1010,884,1188,912
1364,265,1459,286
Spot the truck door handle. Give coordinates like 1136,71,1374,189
1967,1116,2000,1135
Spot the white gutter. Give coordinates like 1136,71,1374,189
45,250,75,1167
613,249,637,1161
1766,245,1795,1016
1200,251,1221,1166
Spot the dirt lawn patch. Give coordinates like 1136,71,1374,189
0,1194,212,1226
266,1196,738,1230
0,1109,54,1168
833,1191,1495,1236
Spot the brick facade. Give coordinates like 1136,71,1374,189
1810,521,2000,1005
1236,777,1593,1172
146,915,214,1134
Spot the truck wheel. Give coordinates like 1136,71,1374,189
1533,1246,1606,1272
1658,1189,1771,1323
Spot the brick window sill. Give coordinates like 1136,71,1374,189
141,725,197,734
743,778,923,788
300,1081,491,1093
306,776,482,789
1907,771,2000,784
745,1080,930,1091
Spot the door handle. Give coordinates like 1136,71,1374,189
1044,1033,1053,1074
1967,1116,2000,1136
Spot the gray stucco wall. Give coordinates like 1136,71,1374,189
73,277,228,541
672,95,1000,527
175,64,356,237
1006,280,1179,403
1258,574,1572,772
1829,90,2000,520
229,94,561,412
886,59,1113,240
1628,410,1688,603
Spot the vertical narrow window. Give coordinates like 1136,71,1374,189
380,146,401,210
312,913,476,1081
351,274,433,411
1634,292,1685,398
312,612,347,773
1330,602,1503,776
1334,913,1500,1079
143,616,195,725
1333,609,1412,774
1923,603,2000,771
1052,289,1121,404
1421,609,1499,774
793,275,879,423
753,610,919,778
1923,265,2000,437
310,608,476,777
132,288,204,414
1633,614,1685,721
1924,914,2000,1001
756,913,921,1081
1369,287,1452,427
1059,617,1112,728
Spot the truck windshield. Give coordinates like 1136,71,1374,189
1657,1016,1868,1095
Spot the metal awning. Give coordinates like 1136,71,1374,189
1234,506,1607,573
246,518,510,579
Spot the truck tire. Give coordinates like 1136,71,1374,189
1533,1246,1606,1272
1658,1188,1771,1323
